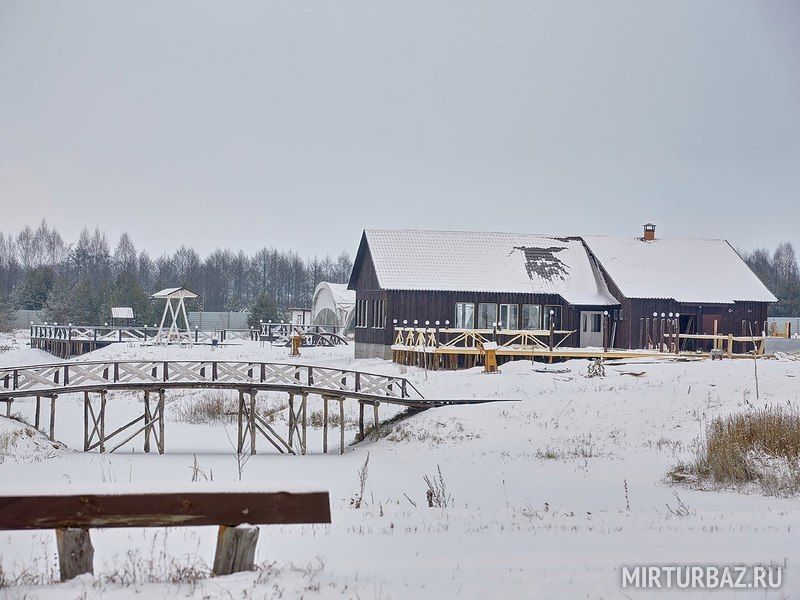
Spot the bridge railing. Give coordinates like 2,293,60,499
29,324,261,343
0,360,423,401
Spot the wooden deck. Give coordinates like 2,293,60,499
391,326,767,369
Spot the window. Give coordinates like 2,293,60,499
356,300,369,328
591,313,602,333
499,304,519,329
477,303,498,329
371,300,385,328
521,304,542,330
543,305,562,329
454,302,475,329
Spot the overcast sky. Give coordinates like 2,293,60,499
1,1,798,259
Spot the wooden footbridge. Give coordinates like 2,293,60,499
29,323,347,359
0,359,499,456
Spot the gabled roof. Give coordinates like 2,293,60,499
110,307,134,319
350,229,618,306
581,236,777,304
151,287,199,299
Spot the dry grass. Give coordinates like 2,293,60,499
172,392,237,424
670,405,800,495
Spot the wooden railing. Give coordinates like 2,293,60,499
392,326,575,352
0,359,423,403
30,324,260,344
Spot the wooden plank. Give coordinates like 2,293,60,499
0,491,331,530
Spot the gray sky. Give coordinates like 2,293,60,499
1,1,798,259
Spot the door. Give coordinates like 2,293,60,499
701,314,722,351
580,311,604,347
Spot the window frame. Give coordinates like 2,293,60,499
499,303,519,330
454,302,475,329
477,303,498,329
521,304,542,330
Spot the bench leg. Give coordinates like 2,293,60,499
56,527,94,581
212,525,259,576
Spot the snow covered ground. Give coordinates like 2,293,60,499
1,332,799,598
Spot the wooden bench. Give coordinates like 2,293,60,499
0,487,331,581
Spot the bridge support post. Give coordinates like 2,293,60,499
358,401,365,441
322,396,328,454
35,396,41,430
158,389,165,454
288,393,295,448
373,401,380,438
99,391,107,453
237,389,245,454
249,390,257,456
143,390,151,453
301,392,307,456
339,398,345,455
4,399,10,418
49,394,57,441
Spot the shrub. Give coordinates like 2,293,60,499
670,405,800,494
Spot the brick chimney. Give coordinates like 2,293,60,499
643,223,656,241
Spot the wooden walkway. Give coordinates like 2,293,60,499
0,359,506,456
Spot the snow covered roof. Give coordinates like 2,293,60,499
354,229,618,305
110,307,134,319
313,282,355,308
581,236,777,304
151,287,199,299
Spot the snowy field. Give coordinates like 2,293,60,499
0,331,799,599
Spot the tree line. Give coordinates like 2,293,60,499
742,242,800,317
0,221,353,327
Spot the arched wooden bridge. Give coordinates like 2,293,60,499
0,359,501,456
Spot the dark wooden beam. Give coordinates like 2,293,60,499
0,491,331,530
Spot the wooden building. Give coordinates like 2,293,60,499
348,226,776,359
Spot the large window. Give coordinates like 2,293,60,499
356,300,368,328
499,304,519,329
371,300,385,328
454,302,475,329
521,304,542,330
543,305,562,330
478,303,498,329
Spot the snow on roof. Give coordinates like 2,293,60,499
314,282,355,308
110,307,134,319
362,229,618,305
581,236,777,304
151,287,199,299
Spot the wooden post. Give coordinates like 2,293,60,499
339,398,345,455
35,396,41,430
288,394,294,447
5,399,10,418
83,392,89,451
249,390,257,456
358,401,365,441
143,390,151,453
727,334,734,359
322,396,328,454
237,389,245,453
56,528,94,581
373,401,380,437
99,390,107,453
158,389,165,454
301,392,307,456
212,525,259,577
49,395,57,441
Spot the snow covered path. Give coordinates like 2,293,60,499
1,335,798,598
